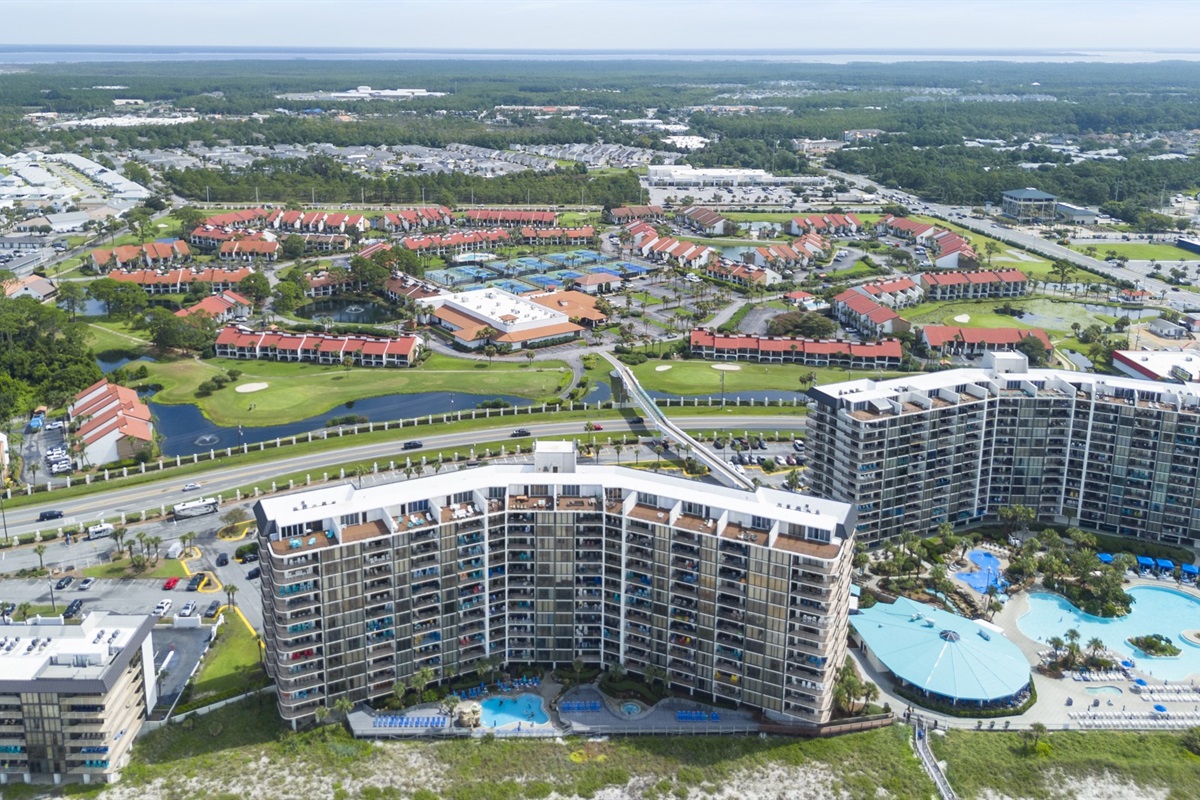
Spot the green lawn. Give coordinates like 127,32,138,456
189,619,265,701
932,729,1200,799
724,211,800,223
85,319,151,359
632,360,914,395
1073,242,1196,262
141,354,571,427
82,556,189,580
900,297,1119,335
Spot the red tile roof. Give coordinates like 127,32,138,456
921,325,1050,348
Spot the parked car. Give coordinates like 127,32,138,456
247,567,261,580
163,577,180,590
37,509,64,522
402,440,423,450
187,573,206,591
79,577,96,591
240,553,259,563
153,599,173,616
55,576,74,590
64,599,83,619
204,600,222,619
180,602,197,618
216,553,229,567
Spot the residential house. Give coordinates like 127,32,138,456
174,289,253,323
3,274,57,301
218,238,282,261
398,229,510,257
374,207,453,233
518,226,596,246
67,379,154,467
202,208,271,228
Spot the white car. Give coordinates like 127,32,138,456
79,578,96,591
182,482,202,491
44,421,64,430
153,599,173,617
180,602,197,617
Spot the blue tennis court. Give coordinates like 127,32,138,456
616,262,651,274
552,270,585,280
490,279,536,294
526,275,561,288
584,265,623,276
571,249,604,263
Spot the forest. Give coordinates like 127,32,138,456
0,297,102,422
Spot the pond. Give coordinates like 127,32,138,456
150,391,530,457
295,299,400,325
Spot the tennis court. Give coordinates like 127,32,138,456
489,278,536,294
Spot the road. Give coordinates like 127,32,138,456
4,416,807,537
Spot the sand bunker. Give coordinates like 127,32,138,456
235,382,269,394
953,314,971,323
654,365,673,371
711,364,742,371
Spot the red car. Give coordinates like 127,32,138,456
589,423,603,431
163,577,180,590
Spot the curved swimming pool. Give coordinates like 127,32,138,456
479,694,548,727
1018,586,1200,681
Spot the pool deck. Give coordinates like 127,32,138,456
850,575,1200,733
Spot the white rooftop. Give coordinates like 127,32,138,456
0,612,149,682
435,288,563,329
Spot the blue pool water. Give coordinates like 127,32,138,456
479,694,548,727
956,549,1009,595
1018,586,1200,681
1085,686,1123,696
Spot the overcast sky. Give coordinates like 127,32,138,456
3,0,1198,53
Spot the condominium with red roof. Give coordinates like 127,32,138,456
875,215,978,268
676,206,733,237
90,240,191,272
748,233,828,270
787,213,863,237
690,330,902,369
832,290,911,337
202,208,271,228
605,206,665,224
67,380,154,467
847,277,924,309
374,207,454,232
518,226,596,246
920,325,1051,356
214,326,423,368
919,269,1029,301
704,260,781,288
462,209,557,228
398,229,510,256
108,266,255,294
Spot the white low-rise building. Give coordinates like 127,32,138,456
427,288,583,350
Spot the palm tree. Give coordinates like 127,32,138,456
225,583,239,608
858,681,880,714
17,602,32,621
314,705,331,724
33,544,47,571
1047,636,1065,655
613,443,623,465
1086,637,1105,660
333,695,354,720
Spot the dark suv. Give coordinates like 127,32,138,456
402,440,423,450
64,599,84,619
204,600,222,619
37,510,64,522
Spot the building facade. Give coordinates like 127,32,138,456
0,614,156,786
806,352,1200,546
253,443,855,729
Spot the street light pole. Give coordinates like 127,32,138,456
48,579,57,614
0,490,8,543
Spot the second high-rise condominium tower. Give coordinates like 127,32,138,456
807,352,1200,545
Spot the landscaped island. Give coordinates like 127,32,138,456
1128,634,1182,658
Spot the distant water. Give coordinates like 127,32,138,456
4,46,1200,64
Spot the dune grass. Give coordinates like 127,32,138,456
932,729,1200,799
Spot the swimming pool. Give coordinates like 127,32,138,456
479,694,549,727
1018,586,1200,681
1085,686,1123,696
956,549,1009,595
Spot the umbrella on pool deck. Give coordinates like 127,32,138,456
1154,704,1168,713
1135,678,1149,686
1121,660,1135,669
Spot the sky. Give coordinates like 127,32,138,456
2,0,1199,53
